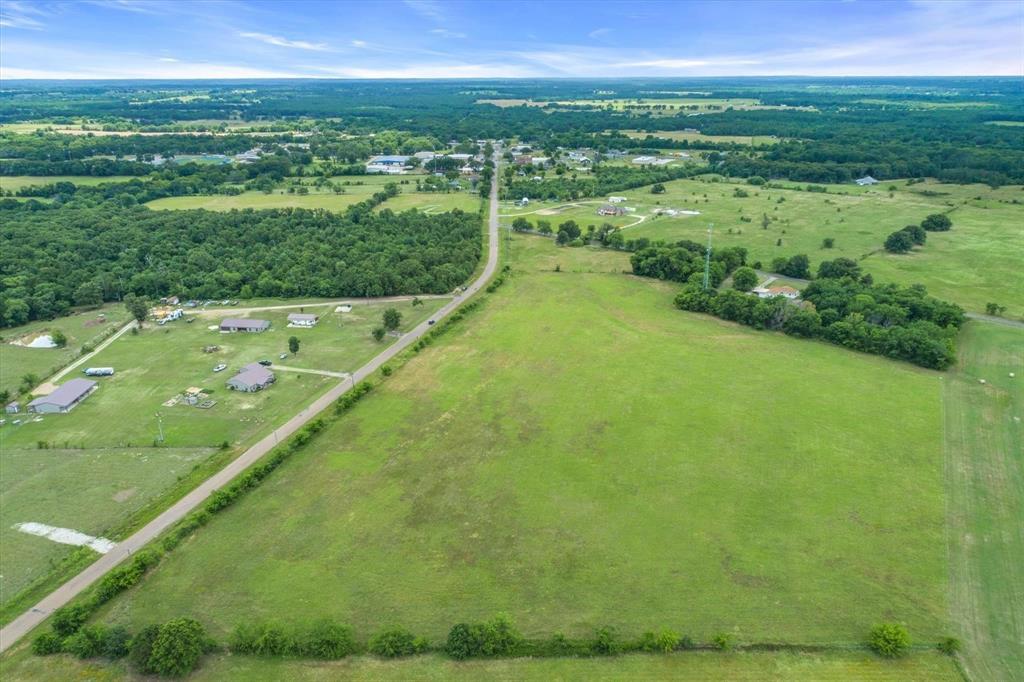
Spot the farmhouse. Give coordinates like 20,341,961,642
365,155,411,174
753,285,801,300
598,204,627,216
287,313,319,327
220,318,270,333
27,379,97,414
227,363,276,392
855,176,879,186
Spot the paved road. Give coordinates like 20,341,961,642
0,154,502,653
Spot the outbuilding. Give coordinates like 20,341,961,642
287,313,319,327
5,401,20,414
226,363,276,392
855,176,879,186
27,379,97,414
598,205,627,216
220,318,270,333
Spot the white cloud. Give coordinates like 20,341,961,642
430,28,467,39
0,1,47,30
351,40,368,48
158,57,179,62
238,31,329,51
403,0,445,21
588,28,610,39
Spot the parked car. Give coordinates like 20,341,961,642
213,364,227,372
279,353,288,359
428,319,436,326
258,360,273,366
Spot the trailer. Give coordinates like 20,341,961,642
83,367,115,376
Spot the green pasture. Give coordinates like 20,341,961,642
0,447,213,608
95,236,946,649
1,298,445,452
504,177,1023,316
619,129,782,146
0,176,142,193
944,321,1024,682
375,190,482,214
0,304,130,396
0,649,961,681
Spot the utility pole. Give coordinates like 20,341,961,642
702,223,714,290
155,412,164,444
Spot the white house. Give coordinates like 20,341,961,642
287,313,319,327
855,176,879,186
753,285,800,300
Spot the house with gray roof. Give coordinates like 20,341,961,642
27,379,97,414
287,313,319,327
226,363,275,392
220,318,270,333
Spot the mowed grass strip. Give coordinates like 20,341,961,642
0,649,962,681
944,322,1024,682
98,236,947,647
0,447,212,606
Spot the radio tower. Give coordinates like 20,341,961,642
702,223,714,290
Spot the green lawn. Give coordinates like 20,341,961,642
1,299,446,451
94,236,946,649
0,649,961,681
0,305,130,397
0,447,213,607
944,321,1024,682
0,176,142,193
505,177,1024,316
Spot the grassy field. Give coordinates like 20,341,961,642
619,129,782,146
0,176,141,193
90,236,947,650
145,177,480,214
478,97,812,115
0,305,130,396
0,649,962,681
501,177,1024,316
0,447,213,607
944,321,1023,682
1,299,446,451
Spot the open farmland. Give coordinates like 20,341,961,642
945,322,1024,682
503,177,1024,316
0,176,142,193
92,236,947,652
0,305,130,396
619,129,782,145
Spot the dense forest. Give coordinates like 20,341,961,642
0,193,481,328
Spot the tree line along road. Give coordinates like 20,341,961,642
0,152,502,653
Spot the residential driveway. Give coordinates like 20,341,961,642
0,153,503,653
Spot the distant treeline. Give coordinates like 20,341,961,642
501,165,698,201
0,189,481,328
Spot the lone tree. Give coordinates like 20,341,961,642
512,217,531,232
732,266,759,292
147,618,208,677
288,336,300,355
868,623,910,658
884,230,914,253
921,213,952,232
50,329,68,348
372,326,385,343
382,308,402,331
123,293,149,328
651,183,666,194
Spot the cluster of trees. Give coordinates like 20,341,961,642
502,164,696,202
883,214,951,253
675,259,964,369
34,615,212,678
0,193,480,328
631,241,748,287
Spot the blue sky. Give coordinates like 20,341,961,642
1,0,1021,79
